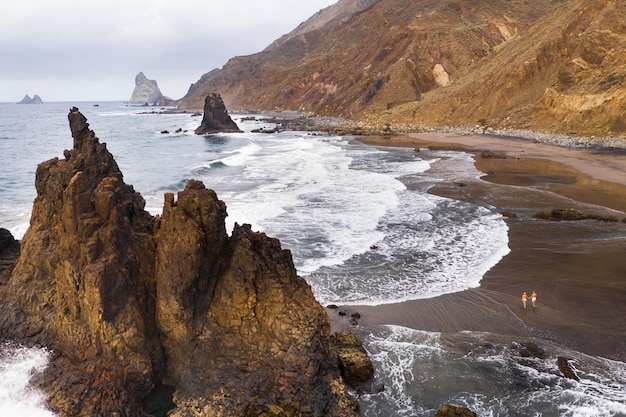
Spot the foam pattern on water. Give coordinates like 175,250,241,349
307,149,510,305
360,326,626,417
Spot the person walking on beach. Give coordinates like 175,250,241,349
531,291,537,308
522,292,528,309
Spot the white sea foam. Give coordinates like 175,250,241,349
308,148,510,306
202,136,511,306
0,345,55,417
363,327,444,415
218,141,262,166
212,135,412,273
0,204,30,240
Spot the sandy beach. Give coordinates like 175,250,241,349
332,132,626,362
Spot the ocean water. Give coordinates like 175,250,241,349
363,326,626,417
0,101,624,416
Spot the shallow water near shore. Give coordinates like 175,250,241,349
360,326,626,417
1,101,625,416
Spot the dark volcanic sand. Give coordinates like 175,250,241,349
331,133,626,362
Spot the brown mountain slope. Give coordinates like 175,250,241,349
179,0,626,137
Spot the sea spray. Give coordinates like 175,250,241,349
0,344,55,417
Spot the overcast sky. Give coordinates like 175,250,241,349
0,0,337,102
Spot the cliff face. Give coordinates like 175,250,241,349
0,108,360,417
178,0,626,137
129,71,164,105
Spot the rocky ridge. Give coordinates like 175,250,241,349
267,0,379,49
0,107,362,417
178,0,626,138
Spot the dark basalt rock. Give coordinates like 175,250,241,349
533,208,619,222
518,341,547,359
434,404,477,417
331,331,375,389
0,228,20,279
557,356,580,381
0,108,360,417
499,210,517,218
194,93,242,135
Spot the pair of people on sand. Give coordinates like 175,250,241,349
521,291,537,309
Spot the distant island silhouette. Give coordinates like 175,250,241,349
17,94,43,104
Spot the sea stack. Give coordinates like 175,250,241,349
194,93,243,134
0,107,361,416
129,71,164,105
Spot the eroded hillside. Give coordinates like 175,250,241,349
179,0,626,137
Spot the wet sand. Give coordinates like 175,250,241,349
332,133,626,362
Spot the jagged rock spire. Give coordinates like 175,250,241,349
0,108,361,417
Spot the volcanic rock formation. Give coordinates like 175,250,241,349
129,71,164,105
0,107,361,417
178,0,626,137
194,93,242,134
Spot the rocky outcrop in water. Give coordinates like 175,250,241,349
331,331,375,389
533,208,622,222
194,93,242,134
17,94,43,104
0,228,19,278
434,404,477,417
0,107,361,417
129,71,164,105
557,356,580,381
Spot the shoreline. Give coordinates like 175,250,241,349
331,132,626,362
